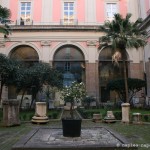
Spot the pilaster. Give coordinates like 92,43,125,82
85,40,99,103
41,40,51,63
85,0,96,24
41,0,53,24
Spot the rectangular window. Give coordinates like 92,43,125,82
106,3,117,19
63,2,75,25
20,2,31,25
65,62,71,72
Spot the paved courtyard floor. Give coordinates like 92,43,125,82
1,119,149,150
12,126,131,150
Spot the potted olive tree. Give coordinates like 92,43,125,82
61,81,86,137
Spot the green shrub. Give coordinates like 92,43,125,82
143,115,150,122
86,111,92,119
104,103,114,111
78,108,102,119
113,111,122,120
144,115,148,122
52,112,58,119
22,114,27,121
29,114,33,120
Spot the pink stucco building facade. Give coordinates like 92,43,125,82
139,0,150,97
0,0,149,105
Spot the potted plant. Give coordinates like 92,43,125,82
61,81,86,137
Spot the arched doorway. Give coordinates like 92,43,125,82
99,47,128,102
9,45,39,99
53,45,85,86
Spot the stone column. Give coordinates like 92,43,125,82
2,100,20,126
121,103,130,123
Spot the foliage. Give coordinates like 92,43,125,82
61,82,86,103
52,112,59,119
99,13,147,50
103,102,114,111
0,54,21,102
15,62,63,108
83,95,96,109
19,109,61,121
44,86,51,100
107,78,146,103
78,108,104,119
143,115,149,122
61,81,86,118
0,5,11,37
0,5,11,19
113,111,122,120
0,54,63,108
99,13,148,103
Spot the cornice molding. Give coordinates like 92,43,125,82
10,25,100,32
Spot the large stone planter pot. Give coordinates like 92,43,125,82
62,118,82,137
2,100,20,127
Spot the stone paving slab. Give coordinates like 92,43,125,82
12,127,138,150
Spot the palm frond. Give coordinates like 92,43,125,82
99,13,148,51
0,5,11,37
0,5,11,19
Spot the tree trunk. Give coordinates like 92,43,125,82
0,83,4,103
70,101,74,119
0,84,3,103
30,90,37,109
30,94,35,109
20,89,26,109
123,60,129,103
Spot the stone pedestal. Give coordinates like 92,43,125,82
104,111,116,123
2,100,20,126
32,102,49,124
93,114,102,122
122,103,130,123
132,113,142,124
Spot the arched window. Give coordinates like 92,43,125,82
10,45,39,66
99,47,128,102
53,45,85,86
9,45,39,99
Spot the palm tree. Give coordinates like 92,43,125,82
0,5,11,37
99,13,147,103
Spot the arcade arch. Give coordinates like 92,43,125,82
99,47,129,102
53,45,85,87
8,45,39,99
